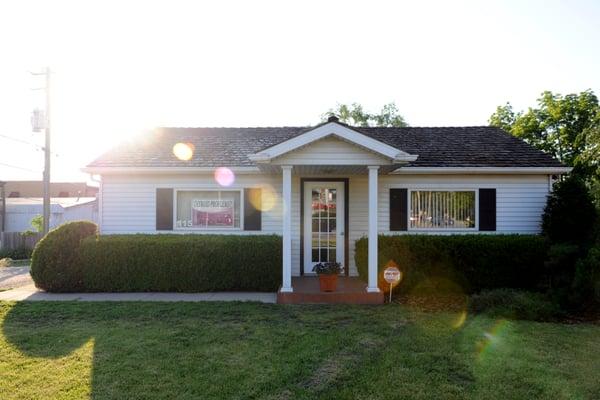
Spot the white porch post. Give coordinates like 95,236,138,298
367,166,380,293
281,165,293,292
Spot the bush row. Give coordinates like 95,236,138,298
355,234,548,294
79,234,282,292
31,222,282,292
0,247,33,260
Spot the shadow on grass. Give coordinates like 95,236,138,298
4,301,553,399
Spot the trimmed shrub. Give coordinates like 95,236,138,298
542,176,597,245
79,234,282,292
30,221,98,292
468,289,562,321
572,243,600,305
355,235,548,294
0,247,33,260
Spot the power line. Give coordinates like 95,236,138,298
0,133,44,150
0,134,60,156
0,162,40,173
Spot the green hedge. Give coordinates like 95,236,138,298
355,235,548,294
79,234,282,292
31,221,98,292
0,247,32,260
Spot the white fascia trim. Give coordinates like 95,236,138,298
81,166,261,175
248,122,418,163
390,167,573,175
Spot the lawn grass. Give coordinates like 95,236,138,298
0,302,598,400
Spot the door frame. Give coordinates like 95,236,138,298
300,178,349,276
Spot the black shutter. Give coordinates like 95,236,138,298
244,188,262,231
156,188,173,231
479,188,496,231
390,188,408,231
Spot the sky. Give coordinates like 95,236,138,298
0,0,599,182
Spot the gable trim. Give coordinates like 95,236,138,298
248,122,418,163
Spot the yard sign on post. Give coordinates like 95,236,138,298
383,260,402,303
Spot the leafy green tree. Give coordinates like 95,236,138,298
489,90,600,176
323,102,408,127
30,215,43,233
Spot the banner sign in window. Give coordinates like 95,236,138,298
191,199,234,227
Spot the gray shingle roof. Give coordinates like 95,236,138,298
87,125,564,169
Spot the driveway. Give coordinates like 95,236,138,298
0,266,33,290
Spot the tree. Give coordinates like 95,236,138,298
489,90,600,177
322,102,408,127
30,215,44,233
541,176,597,245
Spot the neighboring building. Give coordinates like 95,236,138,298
4,197,97,232
3,181,98,198
84,117,569,296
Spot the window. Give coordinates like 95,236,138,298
175,190,241,229
410,190,476,229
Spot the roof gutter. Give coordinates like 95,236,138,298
81,166,262,175
390,167,573,175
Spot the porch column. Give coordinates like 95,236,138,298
367,166,380,293
281,165,293,292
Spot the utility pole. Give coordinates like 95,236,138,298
43,67,51,234
31,67,51,234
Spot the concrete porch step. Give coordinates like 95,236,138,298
277,277,384,304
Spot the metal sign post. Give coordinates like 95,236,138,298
383,263,402,303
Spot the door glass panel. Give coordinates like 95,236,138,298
311,233,319,247
320,248,328,262
328,249,337,263
328,218,336,232
312,249,319,262
309,187,339,265
320,219,328,232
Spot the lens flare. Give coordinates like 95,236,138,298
214,167,235,187
172,142,194,161
452,311,468,329
476,319,510,360
248,184,279,212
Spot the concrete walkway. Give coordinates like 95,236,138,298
0,284,277,303
0,266,33,290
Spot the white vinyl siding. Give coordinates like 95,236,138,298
379,175,550,234
100,172,551,277
100,174,283,235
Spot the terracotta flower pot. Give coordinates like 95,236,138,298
318,274,338,292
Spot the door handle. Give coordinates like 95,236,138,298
340,231,344,236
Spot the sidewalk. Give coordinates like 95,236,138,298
0,284,277,303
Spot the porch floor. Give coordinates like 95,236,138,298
277,277,384,304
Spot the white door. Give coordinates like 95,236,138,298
303,181,345,274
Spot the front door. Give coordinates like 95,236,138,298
303,181,345,275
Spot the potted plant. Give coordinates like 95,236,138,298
312,262,343,292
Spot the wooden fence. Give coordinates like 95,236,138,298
0,232,44,251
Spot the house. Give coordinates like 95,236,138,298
3,197,98,233
2,181,98,198
83,117,569,301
